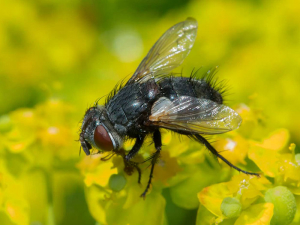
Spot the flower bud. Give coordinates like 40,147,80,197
221,197,242,218
109,174,127,192
264,186,296,225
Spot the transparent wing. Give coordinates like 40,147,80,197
149,96,242,134
127,18,198,84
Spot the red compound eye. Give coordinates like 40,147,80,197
94,125,113,151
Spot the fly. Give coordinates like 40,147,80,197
79,18,259,198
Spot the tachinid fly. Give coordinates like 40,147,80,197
80,18,259,198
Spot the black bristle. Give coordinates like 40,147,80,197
188,67,230,103
105,77,127,106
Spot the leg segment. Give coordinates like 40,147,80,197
123,158,142,183
125,135,145,161
101,153,115,161
194,134,260,176
117,148,142,184
80,133,92,155
122,136,145,184
153,129,162,151
140,130,162,198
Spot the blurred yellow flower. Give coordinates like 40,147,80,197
1,0,300,224
0,161,29,225
197,124,300,224
77,155,118,187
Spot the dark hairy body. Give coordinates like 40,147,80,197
104,75,238,197
106,76,223,138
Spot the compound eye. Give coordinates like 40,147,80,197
94,125,113,151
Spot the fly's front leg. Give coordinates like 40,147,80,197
123,135,145,183
140,129,162,198
125,135,145,161
123,157,142,184
80,133,92,156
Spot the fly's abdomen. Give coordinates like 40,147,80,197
159,77,223,104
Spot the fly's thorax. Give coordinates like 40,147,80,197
81,105,123,152
142,79,160,101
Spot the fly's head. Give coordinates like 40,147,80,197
80,106,123,155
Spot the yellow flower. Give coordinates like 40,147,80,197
213,134,249,166
153,150,181,186
248,128,300,195
198,174,271,218
78,151,167,225
2,109,36,153
234,203,274,225
77,154,118,187
0,160,30,225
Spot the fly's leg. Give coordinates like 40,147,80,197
117,148,143,183
140,158,156,199
140,129,162,198
121,136,144,184
80,133,92,155
131,162,142,184
123,157,142,183
194,134,260,176
101,153,115,161
125,135,145,161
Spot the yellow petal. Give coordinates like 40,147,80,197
5,199,29,225
234,203,274,225
153,151,181,186
279,154,300,182
106,191,166,225
84,185,108,224
213,135,249,166
235,104,258,138
248,145,279,177
256,129,290,151
289,143,296,153
196,204,218,225
198,174,271,218
83,161,118,187
198,183,231,217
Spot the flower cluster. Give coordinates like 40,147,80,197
196,104,300,225
75,103,300,225
0,99,81,225
1,94,299,225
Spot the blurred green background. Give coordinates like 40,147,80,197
0,0,300,224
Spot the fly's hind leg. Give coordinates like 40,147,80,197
140,129,162,198
194,134,260,176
